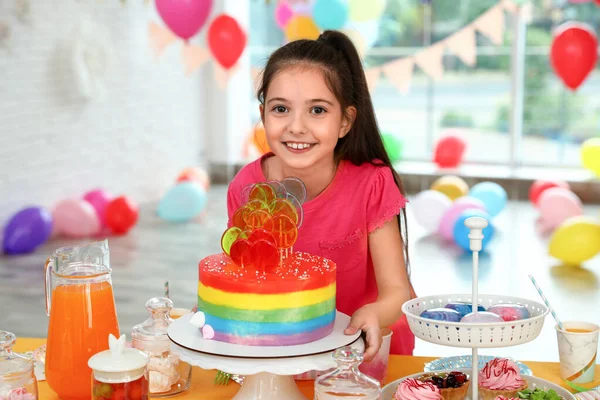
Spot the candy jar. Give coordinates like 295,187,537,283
314,346,381,399
131,297,192,397
88,334,149,400
0,331,38,400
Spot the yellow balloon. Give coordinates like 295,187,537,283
349,0,387,22
430,175,469,201
581,138,600,176
285,16,320,42
549,216,600,265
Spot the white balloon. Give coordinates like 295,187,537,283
409,190,453,233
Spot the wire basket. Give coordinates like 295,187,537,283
402,294,549,348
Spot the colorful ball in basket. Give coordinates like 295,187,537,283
529,180,570,207
538,187,583,232
548,216,600,265
453,209,494,251
157,182,207,222
468,182,507,217
438,197,485,241
430,175,469,201
410,190,452,233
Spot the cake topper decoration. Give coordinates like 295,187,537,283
221,178,306,271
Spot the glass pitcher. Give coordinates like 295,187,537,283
44,240,120,400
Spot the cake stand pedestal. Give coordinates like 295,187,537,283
402,217,550,400
168,312,363,400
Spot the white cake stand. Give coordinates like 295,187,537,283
168,312,364,400
402,217,550,400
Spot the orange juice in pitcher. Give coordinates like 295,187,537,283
44,240,120,400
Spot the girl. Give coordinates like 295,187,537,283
227,30,415,361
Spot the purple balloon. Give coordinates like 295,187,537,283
2,207,53,255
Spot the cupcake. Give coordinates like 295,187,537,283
478,358,527,400
417,371,470,400
394,378,443,400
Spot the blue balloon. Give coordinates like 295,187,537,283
3,206,53,255
157,182,207,222
452,209,494,252
469,182,507,217
313,0,349,30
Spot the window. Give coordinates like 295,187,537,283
247,0,600,168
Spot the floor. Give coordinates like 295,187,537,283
1,185,599,363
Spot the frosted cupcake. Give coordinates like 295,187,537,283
478,358,527,400
394,378,443,400
418,371,470,400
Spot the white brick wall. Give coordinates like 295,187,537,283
0,0,207,222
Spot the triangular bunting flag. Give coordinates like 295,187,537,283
415,43,445,81
445,27,477,67
148,22,177,58
382,58,414,94
475,5,505,45
214,64,241,89
501,0,518,14
365,67,381,93
181,45,209,76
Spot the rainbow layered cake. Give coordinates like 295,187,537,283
195,179,337,346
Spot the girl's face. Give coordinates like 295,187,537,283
261,67,355,171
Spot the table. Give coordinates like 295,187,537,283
15,338,600,399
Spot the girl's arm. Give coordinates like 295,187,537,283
345,217,410,361
367,216,411,327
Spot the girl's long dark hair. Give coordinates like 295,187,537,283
257,30,410,271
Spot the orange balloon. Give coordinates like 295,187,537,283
177,167,210,190
285,16,320,41
252,124,271,155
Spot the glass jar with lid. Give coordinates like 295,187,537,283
88,334,149,400
314,346,381,399
131,297,192,397
0,331,38,400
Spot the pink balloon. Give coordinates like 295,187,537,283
275,1,294,29
438,197,486,241
52,199,100,238
538,187,583,232
83,189,112,227
155,0,213,41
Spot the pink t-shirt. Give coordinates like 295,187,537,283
227,154,415,355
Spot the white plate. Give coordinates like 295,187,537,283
167,311,361,359
381,369,576,400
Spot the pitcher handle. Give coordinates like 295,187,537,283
45,257,53,316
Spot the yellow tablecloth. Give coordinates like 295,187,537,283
15,338,600,399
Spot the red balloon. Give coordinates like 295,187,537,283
550,22,598,91
433,134,466,168
207,14,247,69
529,180,570,207
596,0,600,6
106,196,138,235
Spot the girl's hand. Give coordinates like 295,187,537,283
344,305,382,362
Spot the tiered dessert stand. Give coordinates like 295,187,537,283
401,217,551,400
167,311,363,400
